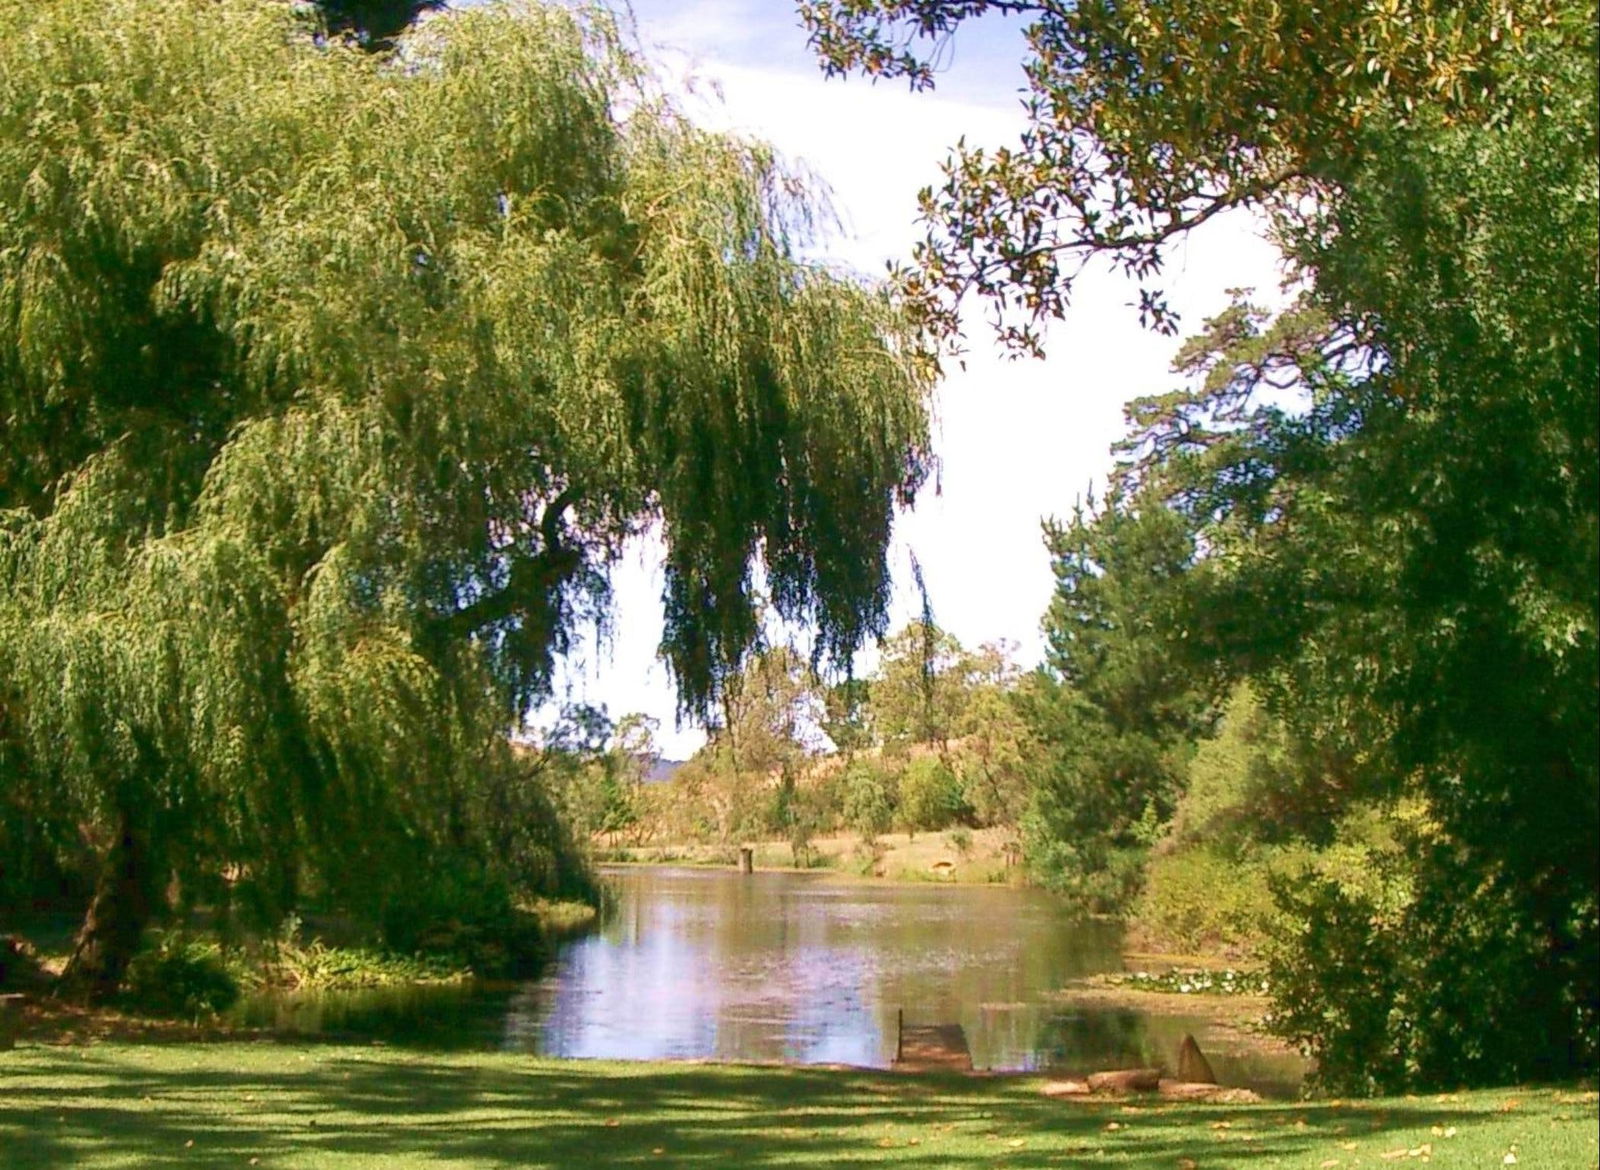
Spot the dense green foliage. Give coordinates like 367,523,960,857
0,0,931,996
121,936,242,1018
803,0,1598,1091
1126,28,1598,1090
1134,685,1407,955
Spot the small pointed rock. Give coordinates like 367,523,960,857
1177,1033,1217,1085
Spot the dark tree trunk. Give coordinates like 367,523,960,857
313,1,443,51
61,805,152,1002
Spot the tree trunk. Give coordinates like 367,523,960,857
61,806,153,1002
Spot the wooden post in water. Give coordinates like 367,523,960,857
896,1009,903,1062
738,845,754,874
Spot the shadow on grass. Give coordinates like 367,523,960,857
0,1044,1502,1170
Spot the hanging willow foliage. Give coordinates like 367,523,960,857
0,0,932,993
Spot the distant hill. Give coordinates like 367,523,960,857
645,758,685,784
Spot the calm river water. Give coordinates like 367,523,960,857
232,867,1306,1093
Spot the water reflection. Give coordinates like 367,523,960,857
231,867,1305,1094
230,980,510,1048
504,867,1121,1070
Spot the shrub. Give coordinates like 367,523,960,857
122,935,240,1017
1021,819,1148,913
1263,810,1598,1095
1135,844,1287,952
378,860,543,978
1262,869,1415,1095
897,756,967,834
841,759,896,837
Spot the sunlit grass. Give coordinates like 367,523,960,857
603,826,1022,884
519,898,601,940
2,1043,1593,1168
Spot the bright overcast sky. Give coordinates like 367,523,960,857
526,0,1287,757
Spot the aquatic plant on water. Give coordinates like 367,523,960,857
1110,968,1270,997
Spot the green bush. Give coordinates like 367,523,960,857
122,936,240,1017
1135,844,1289,952
378,860,544,978
1138,783,1416,946
1133,684,1403,953
897,756,967,833
1262,868,1414,1095
1021,821,1147,913
1263,814,1597,1095
841,759,896,836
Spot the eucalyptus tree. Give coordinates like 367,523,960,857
0,0,931,997
704,645,824,851
869,621,970,754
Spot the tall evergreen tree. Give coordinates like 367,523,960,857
1022,492,1212,910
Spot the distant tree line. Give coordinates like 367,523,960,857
566,628,1035,864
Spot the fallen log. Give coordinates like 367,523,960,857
1086,1067,1161,1094
1039,1079,1091,1098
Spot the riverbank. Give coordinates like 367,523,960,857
2,1042,1593,1169
599,826,1023,884
2,897,598,1020
1046,964,1305,1092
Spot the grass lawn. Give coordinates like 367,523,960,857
2,1043,1594,1169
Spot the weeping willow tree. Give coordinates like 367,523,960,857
0,0,932,997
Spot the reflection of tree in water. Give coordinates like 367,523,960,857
231,984,510,1050
1033,1008,1155,1072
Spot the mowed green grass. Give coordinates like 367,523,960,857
1,1043,1594,1169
